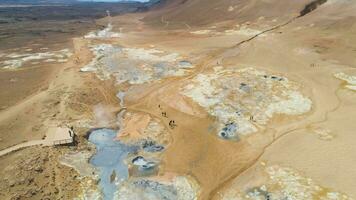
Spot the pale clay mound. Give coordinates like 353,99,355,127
80,44,193,84
311,127,335,141
0,49,72,69
80,44,120,75
84,23,122,39
181,67,312,139
116,175,199,200
334,72,356,91
220,165,353,200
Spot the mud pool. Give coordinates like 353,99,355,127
88,129,138,200
87,127,168,200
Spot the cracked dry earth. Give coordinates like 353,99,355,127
1,0,356,199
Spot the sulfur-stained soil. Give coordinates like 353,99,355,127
1,0,356,199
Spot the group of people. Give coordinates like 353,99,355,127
159,104,177,129
169,120,177,129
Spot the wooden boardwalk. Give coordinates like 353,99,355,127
0,140,44,157
0,127,74,157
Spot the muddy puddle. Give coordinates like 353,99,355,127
88,129,138,200
85,111,200,200
87,123,173,200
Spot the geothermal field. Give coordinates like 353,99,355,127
1,0,356,199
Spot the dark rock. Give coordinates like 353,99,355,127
141,140,165,152
219,122,238,139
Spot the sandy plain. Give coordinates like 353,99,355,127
1,0,356,199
